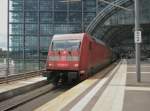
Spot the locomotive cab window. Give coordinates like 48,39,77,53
51,40,81,51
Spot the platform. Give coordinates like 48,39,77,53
35,59,150,111
0,76,46,94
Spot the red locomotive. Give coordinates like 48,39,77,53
45,33,112,85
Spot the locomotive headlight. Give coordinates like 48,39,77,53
63,51,67,54
74,63,79,67
80,70,85,74
49,63,53,67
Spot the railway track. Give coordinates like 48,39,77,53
0,82,72,111
0,69,46,84
0,61,119,111
0,83,56,111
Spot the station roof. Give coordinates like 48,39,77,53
85,0,150,55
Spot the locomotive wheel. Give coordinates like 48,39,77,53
52,74,60,86
47,72,57,83
61,73,68,85
47,73,53,83
79,73,88,81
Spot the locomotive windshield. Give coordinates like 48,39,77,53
51,40,81,51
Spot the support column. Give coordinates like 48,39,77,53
81,0,84,32
135,0,141,82
23,0,25,60
38,0,40,70
6,0,10,78
96,0,99,15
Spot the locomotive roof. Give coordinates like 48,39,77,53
91,37,106,46
53,33,106,47
53,33,84,40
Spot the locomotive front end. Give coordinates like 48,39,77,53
47,39,81,71
45,34,83,85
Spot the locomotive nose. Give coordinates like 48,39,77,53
47,49,80,71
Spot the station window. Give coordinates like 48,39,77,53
54,0,67,11
40,12,53,23
83,12,96,23
40,24,53,35
54,12,67,23
25,24,38,35
25,12,38,23
9,24,23,35
40,0,52,11
69,12,82,23
83,0,96,12
10,0,23,11
9,11,23,23
69,1,82,11
24,0,38,11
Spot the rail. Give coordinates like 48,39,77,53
0,69,46,84
0,82,55,111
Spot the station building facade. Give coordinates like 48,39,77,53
9,0,150,63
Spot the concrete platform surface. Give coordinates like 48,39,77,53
35,59,150,111
0,76,46,93
123,59,150,111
